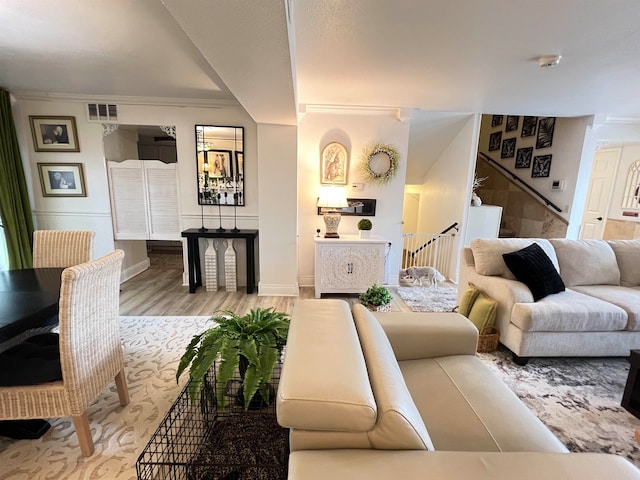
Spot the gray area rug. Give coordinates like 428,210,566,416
478,346,640,467
396,283,458,312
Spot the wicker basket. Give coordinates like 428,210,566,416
365,303,391,312
477,327,499,353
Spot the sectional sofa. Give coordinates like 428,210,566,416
276,299,639,479
460,238,640,364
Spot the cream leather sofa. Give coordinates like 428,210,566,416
460,238,640,364
277,299,640,479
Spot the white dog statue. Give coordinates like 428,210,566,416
399,266,446,288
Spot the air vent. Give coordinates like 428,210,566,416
87,103,118,122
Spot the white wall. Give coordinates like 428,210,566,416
297,112,410,286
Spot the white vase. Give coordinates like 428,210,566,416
471,192,482,206
359,230,371,239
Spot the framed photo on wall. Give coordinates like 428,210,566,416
321,142,348,185
515,147,533,168
38,163,86,197
491,115,504,127
29,116,80,152
536,117,556,149
521,116,537,137
532,155,552,178
501,137,516,158
488,131,502,151
206,150,233,178
505,116,519,132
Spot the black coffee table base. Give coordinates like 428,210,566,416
0,419,51,439
622,350,640,419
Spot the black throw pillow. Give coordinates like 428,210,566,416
0,333,62,386
502,243,565,301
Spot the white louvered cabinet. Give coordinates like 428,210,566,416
107,160,180,241
314,235,387,298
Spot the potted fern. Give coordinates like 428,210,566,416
357,218,373,238
176,307,290,410
359,284,392,312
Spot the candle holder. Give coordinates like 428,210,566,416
199,202,208,232
231,192,240,233
216,193,226,232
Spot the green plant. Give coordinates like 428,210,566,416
359,284,392,307
176,307,290,410
357,218,372,230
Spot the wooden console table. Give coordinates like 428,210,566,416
181,229,258,294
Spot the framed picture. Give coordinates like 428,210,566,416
515,147,533,168
321,142,348,185
29,116,80,152
235,151,244,180
532,155,552,178
536,117,556,149
205,149,233,178
501,138,516,159
505,116,519,132
491,115,504,127
488,131,502,151
38,163,86,197
521,116,537,137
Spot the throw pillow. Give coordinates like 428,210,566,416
502,243,565,301
467,293,498,331
458,284,480,317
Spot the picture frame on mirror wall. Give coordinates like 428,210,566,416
29,116,80,152
38,163,87,197
321,142,348,185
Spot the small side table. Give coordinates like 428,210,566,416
622,350,640,419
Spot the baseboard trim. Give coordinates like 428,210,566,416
297,275,315,288
121,258,151,283
258,283,300,297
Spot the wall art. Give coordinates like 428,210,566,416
38,162,86,197
532,154,552,178
29,116,80,152
359,143,399,185
491,115,504,127
321,142,349,185
505,116,519,132
536,117,556,149
515,147,533,168
501,137,516,159
317,198,376,216
488,131,502,151
521,116,537,137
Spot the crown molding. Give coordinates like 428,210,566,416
11,91,242,109
298,104,412,123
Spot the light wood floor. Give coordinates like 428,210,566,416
119,254,410,316
120,256,410,316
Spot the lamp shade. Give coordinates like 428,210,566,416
317,186,348,208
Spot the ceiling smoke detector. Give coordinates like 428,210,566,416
538,55,562,68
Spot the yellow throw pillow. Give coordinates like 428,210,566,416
458,284,480,317
467,293,498,331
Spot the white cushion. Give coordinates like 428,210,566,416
470,238,559,280
549,239,620,287
608,240,640,287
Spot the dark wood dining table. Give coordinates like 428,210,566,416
0,268,63,344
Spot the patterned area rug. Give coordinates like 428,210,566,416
478,346,640,467
396,283,458,312
0,316,212,480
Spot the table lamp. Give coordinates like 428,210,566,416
317,186,349,238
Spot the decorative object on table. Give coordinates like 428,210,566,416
501,137,516,159
357,218,372,239
223,240,237,292
536,117,556,149
317,197,377,217
515,147,533,169
521,116,537,137
37,162,86,197
231,191,240,233
29,115,80,152
215,193,225,232
532,154,552,178
320,142,349,185
471,175,487,206
360,143,399,185
491,115,503,127
196,125,244,206
204,239,217,292
359,284,392,312
198,203,208,232
316,185,349,238
488,131,502,151
505,115,519,132
176,307,290,411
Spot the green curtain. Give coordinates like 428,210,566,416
0,88,34,269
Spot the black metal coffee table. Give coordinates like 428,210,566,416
622,350,640,418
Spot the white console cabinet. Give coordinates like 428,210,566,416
314,235,387,298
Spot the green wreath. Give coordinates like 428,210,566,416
360,143,400,185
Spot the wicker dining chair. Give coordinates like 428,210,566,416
0,249,129,457
32,230,95,268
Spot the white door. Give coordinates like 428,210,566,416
580,148,620,239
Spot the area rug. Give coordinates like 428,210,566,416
0,316,212,480
478,346,640,467
396,283,458,312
